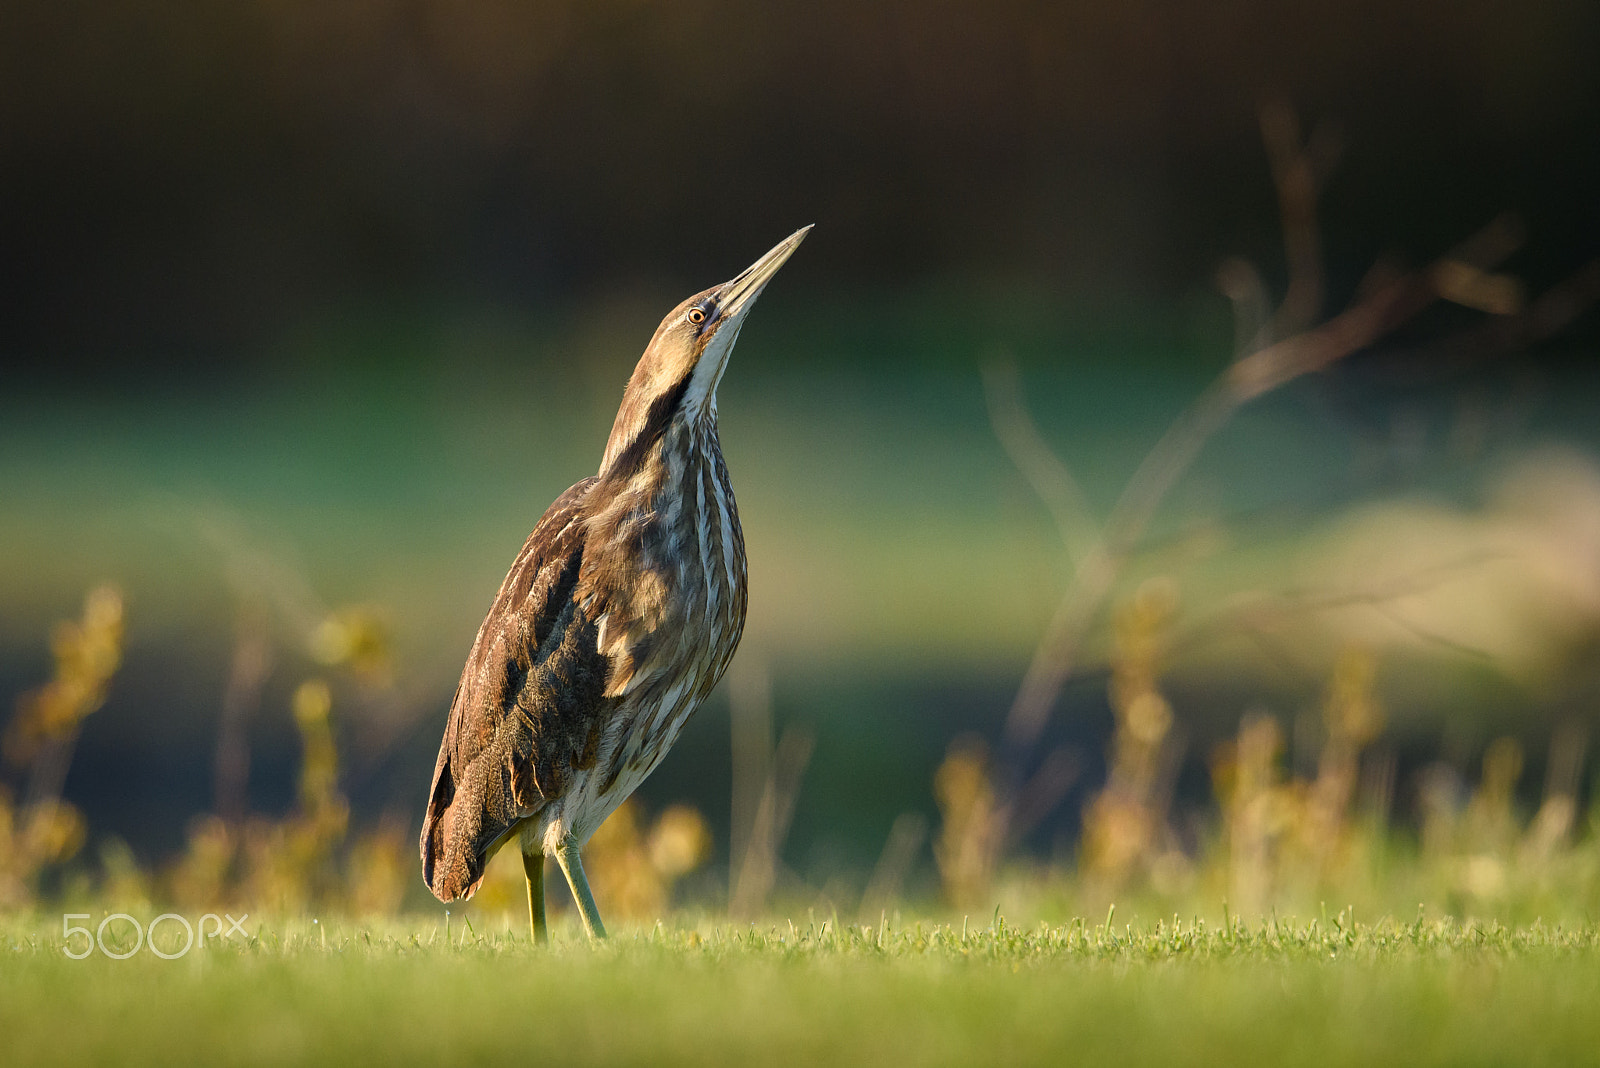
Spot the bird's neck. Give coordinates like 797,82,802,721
599,393,718,485
651,413,723,498
585,410,736,605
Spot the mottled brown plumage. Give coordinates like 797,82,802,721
421,227,810,939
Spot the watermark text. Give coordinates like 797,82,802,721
62,912,250,959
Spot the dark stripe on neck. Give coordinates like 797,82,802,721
603,372,694,482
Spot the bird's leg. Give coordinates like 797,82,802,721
521,848,547,946
554,833,607,941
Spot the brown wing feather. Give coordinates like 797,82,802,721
420,476,613,901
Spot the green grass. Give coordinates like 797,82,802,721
5,910,1600,1066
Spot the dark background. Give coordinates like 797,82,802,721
5,1,1596,376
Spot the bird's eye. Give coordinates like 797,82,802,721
687,307,707,325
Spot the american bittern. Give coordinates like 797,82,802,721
421,227,810,941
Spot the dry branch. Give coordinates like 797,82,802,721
985,104,1594,870
998,216,1522,762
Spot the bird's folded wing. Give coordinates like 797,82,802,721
420,476,612,901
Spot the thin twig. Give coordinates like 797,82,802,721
982,359,1101,567
728,659,773,896
1005,746,1082,843
1163,549,1508,662
857,812,928,923
1258,99,1332,345
215,611,273,822
730,726,814,919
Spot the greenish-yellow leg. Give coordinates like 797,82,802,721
522,849,548,946
554,834,607,941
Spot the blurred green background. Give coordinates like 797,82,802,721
2,0,1597,907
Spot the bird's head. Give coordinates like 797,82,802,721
600,226,811,476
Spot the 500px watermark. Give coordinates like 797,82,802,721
62,912,250,960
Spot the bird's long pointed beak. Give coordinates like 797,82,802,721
720,225,813,319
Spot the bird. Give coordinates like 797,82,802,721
420,226,810,942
